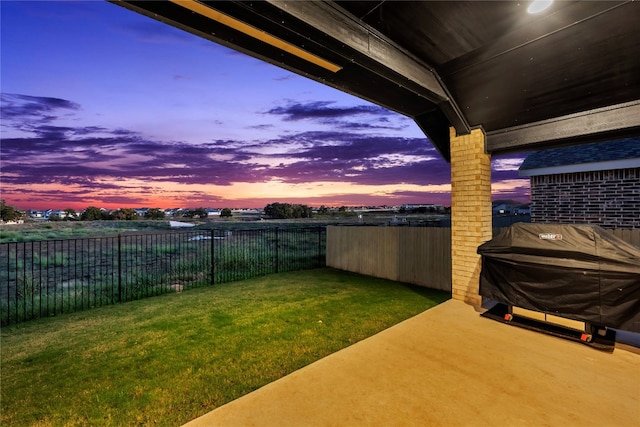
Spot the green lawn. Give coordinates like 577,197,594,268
1,268,449,426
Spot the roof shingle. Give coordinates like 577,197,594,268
519,137,640,171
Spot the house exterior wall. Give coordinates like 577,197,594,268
530,167,640,229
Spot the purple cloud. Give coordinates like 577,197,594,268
265,101,395,121
1,93,80,122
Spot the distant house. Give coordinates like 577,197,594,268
29,210,45,220
1,219,24,225
491,202,530,216
44,210,72,220
519,137,640,229
492,204,510,215
401,204,445,213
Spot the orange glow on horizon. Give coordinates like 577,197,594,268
3,179,455,211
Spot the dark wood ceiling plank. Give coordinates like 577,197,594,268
266,1,447,101
486,101,640,154
349,1,527,66
414,110,451,162
440,1,630,77
446,2,640,132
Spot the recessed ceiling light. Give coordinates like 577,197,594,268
527,0,553,14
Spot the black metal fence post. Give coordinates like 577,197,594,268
318,226,322,267
117,234,122,303
275,227,279,274
210,229,215,285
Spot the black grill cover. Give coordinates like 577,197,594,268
478,223,640,333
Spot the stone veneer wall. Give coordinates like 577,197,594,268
530,167,640,229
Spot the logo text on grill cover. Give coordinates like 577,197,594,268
539,233,563,240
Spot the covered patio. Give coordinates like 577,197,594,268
108,2,640,425
184,300,639,426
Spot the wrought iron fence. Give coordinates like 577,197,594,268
1,227,326,325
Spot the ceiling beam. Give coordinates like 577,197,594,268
414,110,451,162
265,0,470,136
486,100,640,154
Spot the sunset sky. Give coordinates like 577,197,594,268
0,1,530,211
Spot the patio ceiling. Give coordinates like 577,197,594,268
112,1,640,161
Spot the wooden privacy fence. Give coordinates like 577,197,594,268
326,226,451,292
610,228,640,247
325,226,639,294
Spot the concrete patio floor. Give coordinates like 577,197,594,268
184,300,640,427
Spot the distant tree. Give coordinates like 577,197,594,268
292,204,304,218
81,206,105,221
194,207,208,219
264,202,312,219
318,205,329,215
48,213,62,222
64,208,77,220
398,206,407,214
112,208,138,221
144,208,166,220
264,202,289,219
264,203,277,218
220,208,233,218
184,207,207,219
295,204,312,218
0,200,23,222
338,206,347,213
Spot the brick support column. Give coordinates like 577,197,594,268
450,127,492,307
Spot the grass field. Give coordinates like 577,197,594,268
1,268,450,426
0,220,174,243
0,212,451,243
